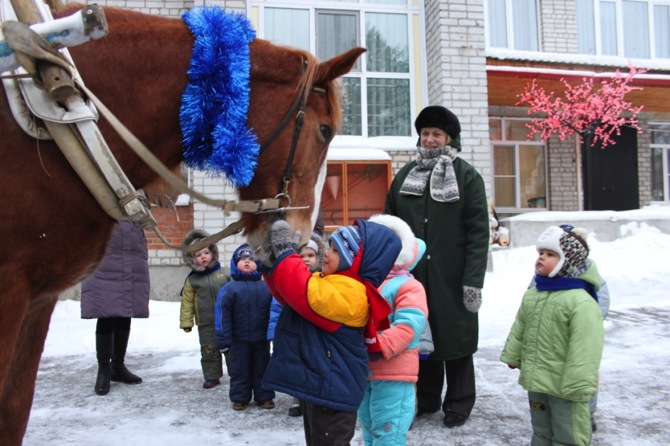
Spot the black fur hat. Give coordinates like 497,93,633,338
414,106,461,140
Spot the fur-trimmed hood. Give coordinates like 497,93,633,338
301,232,327,273
182,229,220,273
369,214,422,272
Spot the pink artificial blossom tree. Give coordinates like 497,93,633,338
516,65,647,148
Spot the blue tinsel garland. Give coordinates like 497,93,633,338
180,7,258,188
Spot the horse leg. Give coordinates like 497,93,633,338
0,293,58,446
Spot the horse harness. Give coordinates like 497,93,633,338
257,58,325,215
1,1,321,253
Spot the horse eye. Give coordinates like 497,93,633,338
320,125,333,142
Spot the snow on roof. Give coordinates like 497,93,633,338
486,48,670,71
331,135,416,152
487,65,670,82
505,203,670,222
327,147,392,161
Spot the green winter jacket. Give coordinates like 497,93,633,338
500,262,605,402
385,157,490,360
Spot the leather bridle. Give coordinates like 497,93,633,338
256,58,314,214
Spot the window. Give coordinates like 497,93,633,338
577,0,670,59
651,123,670,201
252,1,419,137
490,119,547,210
321,153,392,229
486,0,539,51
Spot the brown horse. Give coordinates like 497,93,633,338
0,4,363,444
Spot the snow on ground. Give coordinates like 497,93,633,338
24,223,670,445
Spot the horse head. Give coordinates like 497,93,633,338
242,42,365,253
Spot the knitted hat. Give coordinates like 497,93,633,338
329,225,362,272
305,239,319,254
233,243,255,265
536,226,590,277
414,106,461,140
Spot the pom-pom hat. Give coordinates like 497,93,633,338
414,106,461,140
536,226,590,277
329,225,362,272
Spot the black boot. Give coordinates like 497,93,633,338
111,327,142,384
95,332,113,396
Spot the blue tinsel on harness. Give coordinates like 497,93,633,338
180,7,258,188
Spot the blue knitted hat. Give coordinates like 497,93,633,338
329,225,362,272
233,243,255,265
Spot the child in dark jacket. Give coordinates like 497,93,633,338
215,244,275,410
262,219,402,446
179,229,230,389
267,232,327,418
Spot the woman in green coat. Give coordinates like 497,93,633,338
385,106,490,428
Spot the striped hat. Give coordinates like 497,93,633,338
329,225,362,272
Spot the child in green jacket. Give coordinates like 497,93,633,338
501,225,604,446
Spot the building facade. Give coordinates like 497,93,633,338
57,0,670,299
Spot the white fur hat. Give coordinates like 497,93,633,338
368,214,420,271
536,226,589,277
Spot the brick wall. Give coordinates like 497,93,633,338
423,0,491,198
636,112,660,206
540,0,578,54
144,205,194,252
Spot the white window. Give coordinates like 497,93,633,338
651,123,670,201
490,119,547,210
577,0,670,59
486,0,540,51
252,1,420,137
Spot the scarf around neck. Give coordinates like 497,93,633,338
535,274,598,302
399,146,460,202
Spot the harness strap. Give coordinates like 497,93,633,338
153,219,245,253
76,81,281,216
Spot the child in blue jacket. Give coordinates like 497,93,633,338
215,244,275,410
262,219,401,446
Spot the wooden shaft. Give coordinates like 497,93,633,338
9,0,75,101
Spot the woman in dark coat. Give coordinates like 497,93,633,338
81,220,150,396
385,106,490,428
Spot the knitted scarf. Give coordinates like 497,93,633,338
399,146,460,202
180,7,259,188
535,274,598,302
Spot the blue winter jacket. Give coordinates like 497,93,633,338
214,246,272,349
263,220,401,412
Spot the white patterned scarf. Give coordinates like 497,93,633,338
399,146,460,202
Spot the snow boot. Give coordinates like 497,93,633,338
94,332,113,396
110,327,142,384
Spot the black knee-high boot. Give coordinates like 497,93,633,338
111,327,142,384
95,332,113,395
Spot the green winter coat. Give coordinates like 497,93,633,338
500,262,604,402
385,157,489,360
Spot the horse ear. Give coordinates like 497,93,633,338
315,47,366,85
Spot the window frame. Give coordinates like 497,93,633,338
490,118,548,212
577,0,670,60
485,0,541,51
650,123,670,201
249,0,422,139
